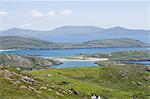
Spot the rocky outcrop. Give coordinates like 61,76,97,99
0,69,14,79
0,68,36,84
0,67,42,94
21,76,36,84
0,67,82,97
69,88,80,95
0,54,62,70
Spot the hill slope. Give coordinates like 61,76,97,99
83,38,148,47
0,65,149,99
0,36,59,49
0,36,149,49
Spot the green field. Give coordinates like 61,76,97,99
0,65,149,99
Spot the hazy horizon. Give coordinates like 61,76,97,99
0,0,149,30
1,25,150,31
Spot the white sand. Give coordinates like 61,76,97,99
0,49,13,52
49,57,109,62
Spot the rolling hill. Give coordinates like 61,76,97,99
0,36,59,49
0,65,149,99
83,38,147,47
0,36,149,50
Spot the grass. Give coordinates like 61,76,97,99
0,65,149,99
27,65,149,99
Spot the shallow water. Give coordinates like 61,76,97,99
129,61,150,66
1,47,150,68
54,61,97,68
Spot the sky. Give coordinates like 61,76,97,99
0,0,149,30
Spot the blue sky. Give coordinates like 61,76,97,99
0,0,149,30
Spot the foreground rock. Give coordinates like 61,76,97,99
0,64,149,99
0,66,76,98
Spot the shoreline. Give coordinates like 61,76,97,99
48,57,109,62
0,49,15,52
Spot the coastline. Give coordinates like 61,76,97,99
0,49,15,52
48,56,109,62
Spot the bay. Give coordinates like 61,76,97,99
1,47,150,68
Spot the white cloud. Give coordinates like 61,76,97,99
20,23,32,27
30,9,72,17
47,11,56,16
31,10,56,17
60,9,72,15
31,9,44,17
0,10,8,16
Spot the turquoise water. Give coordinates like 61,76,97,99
55,61,97,68
1,47,150,57
129,61,150,66
1,47,150,68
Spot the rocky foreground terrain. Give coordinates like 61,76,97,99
0,65,149,99
0,66,80,99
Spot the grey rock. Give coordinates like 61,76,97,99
21,76,36,84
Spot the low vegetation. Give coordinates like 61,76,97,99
0,65,149,99
0,50,150,98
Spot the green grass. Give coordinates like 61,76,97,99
0,65,149,99
27,65,149,99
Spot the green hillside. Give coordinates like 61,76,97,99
0,36,149,50
0,65,149,99
0,36,57,49
83,38,148,47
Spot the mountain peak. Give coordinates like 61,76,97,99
109,26,126,30
53,26,103,30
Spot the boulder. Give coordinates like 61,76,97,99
56,91,64,96
61,81,69,85
21,76,36,84
40,86,47,90
137,81,142,85
1,69,14,79
69,88,80,95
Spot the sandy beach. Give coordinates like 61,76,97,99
0,49,13,52
48,56,109,62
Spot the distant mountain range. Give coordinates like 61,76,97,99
0,36,149,50
0,26,150,43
